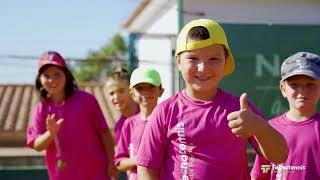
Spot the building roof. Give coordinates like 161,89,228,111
0,84,119,146
122,0,150,28
121,0,176,33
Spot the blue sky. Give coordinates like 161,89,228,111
0,0,139,83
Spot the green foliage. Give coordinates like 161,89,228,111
74,34,128,82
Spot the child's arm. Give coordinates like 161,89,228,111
227,93,288,164
137,165,160,180
100,129,118,179
117,156,137,171
33,114,63,151
251,117,288,164
114,119,136,171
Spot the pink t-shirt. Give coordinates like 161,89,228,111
114,108,140,145
27,90,110,180
137,89,261,180
114,114,148,180
114,115,126,144
251,113,320,180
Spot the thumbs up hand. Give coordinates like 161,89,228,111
227,93,263,138
239,93,249,110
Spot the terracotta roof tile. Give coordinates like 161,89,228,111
0,85,15,131
0,84,119,146
16,86,33,131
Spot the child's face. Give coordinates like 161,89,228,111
40,66,66,98
280,75,320,112
176,44,226,95
105,79,132,111
131,83,163,109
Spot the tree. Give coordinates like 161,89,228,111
74,33,128,82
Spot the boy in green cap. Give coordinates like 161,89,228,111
136,19,288,179
114,67,164,180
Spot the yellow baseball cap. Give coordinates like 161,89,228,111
130,67,162,89
176,19,235,75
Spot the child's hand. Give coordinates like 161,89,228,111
107,163,119,179
227,93,263,138
46,113,64,137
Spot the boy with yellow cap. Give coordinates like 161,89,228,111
114,67,164,180
136,19,288,179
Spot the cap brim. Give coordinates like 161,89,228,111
224,51,235,75
130,78,161,89
280,70,320,82
38,63,65,72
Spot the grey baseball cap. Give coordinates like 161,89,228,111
280,52,320,82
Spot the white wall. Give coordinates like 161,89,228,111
183,0,320,24
135,4,178,102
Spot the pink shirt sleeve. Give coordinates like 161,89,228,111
114,120,130,165
114,116,126,145
251,154,271,180
26,103,46,148
87,95,109,134
137,104,168,169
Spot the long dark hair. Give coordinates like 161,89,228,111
35,64,78,102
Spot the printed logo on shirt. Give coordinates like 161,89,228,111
175,122,195,180
128,143,135,180
129,143,134,157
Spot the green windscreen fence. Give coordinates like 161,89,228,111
220,24,320,119
0,168,48,180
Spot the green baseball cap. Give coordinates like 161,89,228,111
176,19,235,75
130,67,162,89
